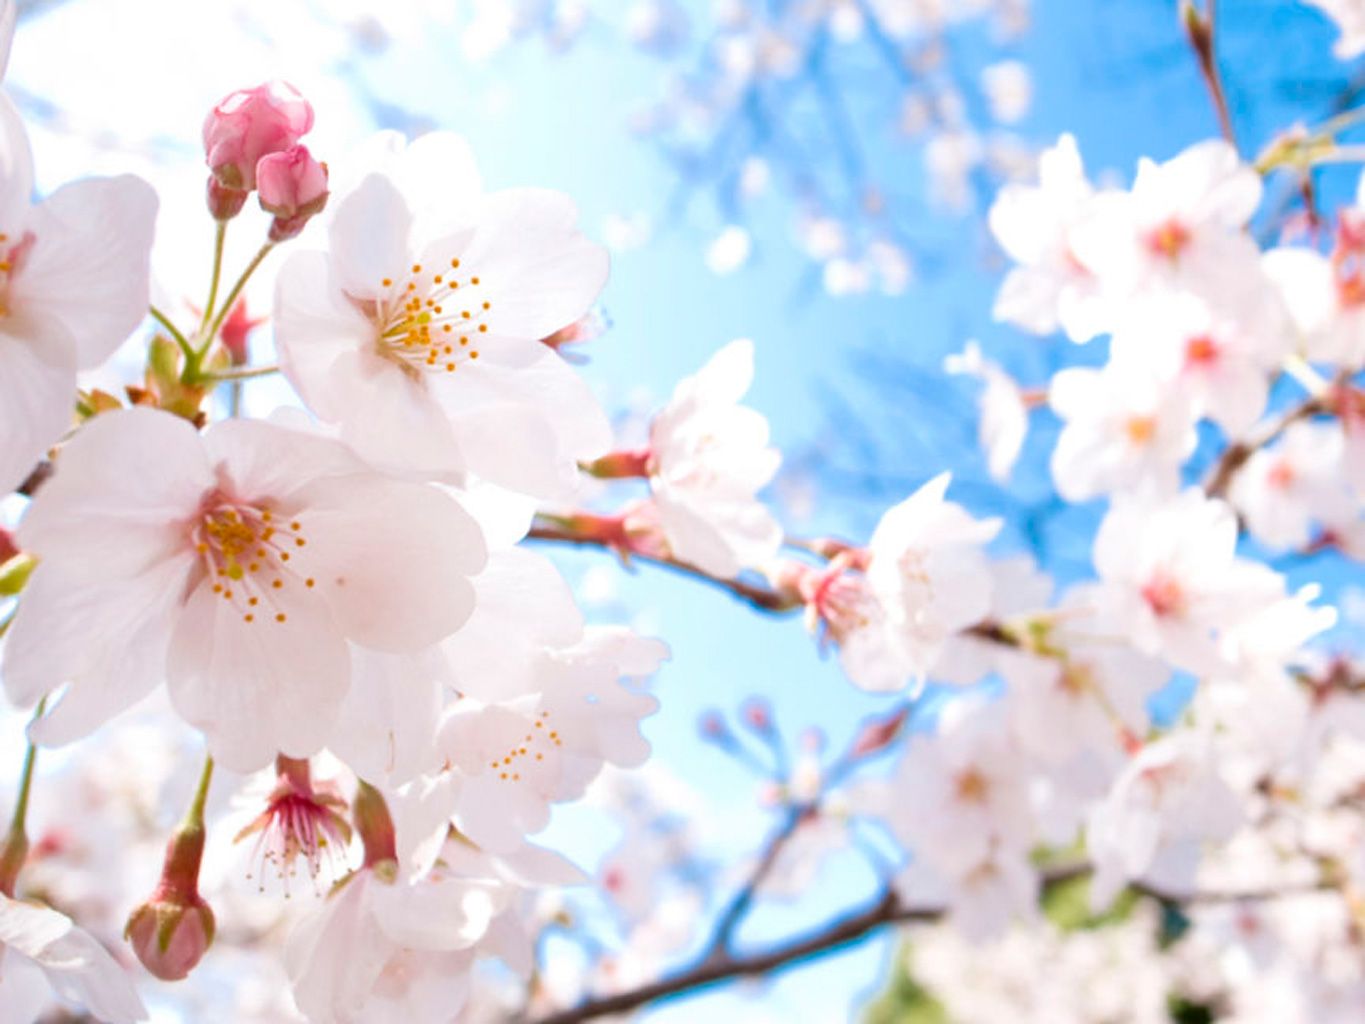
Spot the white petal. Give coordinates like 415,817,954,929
0,324,73,495
296,474,485,651
14,175,157,365
166,579,351,771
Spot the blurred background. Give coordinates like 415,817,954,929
3,0,1364,1019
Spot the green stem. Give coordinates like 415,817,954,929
200,363,279,384
8,696,48,837
198,220,227,337
200,242,274,358
150,304,194,362
184,754,214,831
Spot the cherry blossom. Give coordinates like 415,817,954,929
989,133,1111,342
273,131,612,497
0,100,157,496
0,894,147,1023
642,339,783,577
1049,362,1197,501
1091,489,1286,674
3,408,485,770
1069,138,1262,319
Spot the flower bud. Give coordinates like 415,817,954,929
126,812,214,980
257,146,329,241
203,81,313,190
125,895,215,982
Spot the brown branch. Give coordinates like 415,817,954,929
519,861,1327,1024
700,805,813,963
1203,392,1326,498
526,523,804,613
1181,0,1238,153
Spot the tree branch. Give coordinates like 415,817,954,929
1203,391,1326,498
518,861,1326,1024
526,523,804,613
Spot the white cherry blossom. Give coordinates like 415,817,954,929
0,96,157,496
1070,139,1262,312
3,408,486,770
644,339,783,577
1092,489,1285,674
1049,362,1197,502
274,131,612,497
989,133,1110,342
0,894,146,1023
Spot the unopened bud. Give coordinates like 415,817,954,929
0,527,18,564
258,145,329,241
125,895,215,982
126,817,214,980
203,81,313,193
205,177,248,221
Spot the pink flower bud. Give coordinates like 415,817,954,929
203,81,314,192
257,145,329,241
741,697,773,734
125,896,215,982
217,300,266,366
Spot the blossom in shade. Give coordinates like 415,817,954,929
0,894,147,1023
3,409,486,770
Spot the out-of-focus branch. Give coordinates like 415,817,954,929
700,804,813,963
1203,389,1328,498
519,862,1329,1024
527,518,805,613
1181,0,1239,153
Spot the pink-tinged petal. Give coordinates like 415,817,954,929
273,249,378,422
295,474,485,651
443,548,584,702
285,873,391,1023
17,408,211,573
202,417,364,505
5,555,191,735
329,174,415,300
14,175,158,366
370,876,502,951
166,579,350,771
330,347,464,477
0,91,33,229
435,345,612,493
330,646,450,786
0,895,147,1024
0,955,52,1024
455,187,608,340
0,1,15,80
0,323,73,495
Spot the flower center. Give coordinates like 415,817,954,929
487,710,564,783
1183,333,1220,367
370,258,491,377
1146,218,1190,261
1124,415,1156,446
953,767,990,804
1140,571,1186,618
191,499,314,624
0,231,34,317
236,758,351,893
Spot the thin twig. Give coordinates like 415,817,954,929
526,524,804,614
